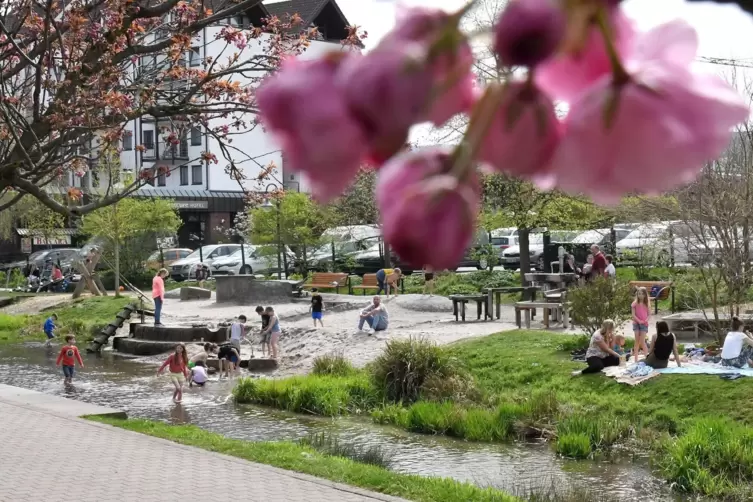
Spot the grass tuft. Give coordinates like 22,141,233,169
312,352,357,377
299,432,393,468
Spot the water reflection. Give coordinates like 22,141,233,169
0,344,678,501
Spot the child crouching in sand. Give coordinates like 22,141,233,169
158,344,189,403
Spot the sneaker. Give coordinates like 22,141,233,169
571,370,582,377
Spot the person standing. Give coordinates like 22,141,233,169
310,289,325,327
631,287,651,360
229,315,246,355
56,335,84,385
605,254,616,278
157,344,189,403
423,266,435,296
590,245,607,278
260,307,282,360
43,313,58,347
255,306,271,357
152,268,167,327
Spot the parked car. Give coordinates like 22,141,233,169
212,245,296,276
170,244,241,281
305,239,376,271
490,227,519,257
145,248,193,270
1,248,80,274
501,231,578,271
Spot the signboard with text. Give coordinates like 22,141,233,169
21,238,32,254
32,236,71,246
173,201,208,209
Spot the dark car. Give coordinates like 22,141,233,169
1,248,80,274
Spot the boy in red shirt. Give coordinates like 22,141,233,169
56,335,84,385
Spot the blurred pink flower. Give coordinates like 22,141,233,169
494,0,566,68
478,82,562,179
337,49,433,165
547,20,750,204
380,7,476,126
377,148,480,270
256,56,366,202
535,9,635,102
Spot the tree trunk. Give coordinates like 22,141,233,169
519,228,531,285
383,239,393,268
114,239,120,297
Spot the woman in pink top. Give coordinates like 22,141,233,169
631,287,651,360
152,268,167,327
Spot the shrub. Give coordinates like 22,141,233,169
369,337,467,404
420,373,480,403
568,277,633,335
0,313,29,331
557,334,590,352
299,432,393,468
555,433,592,459
312,353,357,377
660,417,753,497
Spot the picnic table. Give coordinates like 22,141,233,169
662,312,753,339
484,286,539,320
515,298,570,329
450,294,488,322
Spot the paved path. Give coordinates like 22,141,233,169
0,391,405,502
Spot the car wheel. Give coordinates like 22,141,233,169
240,265,252,275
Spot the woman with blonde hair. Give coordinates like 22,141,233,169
573,319,622,376
631,287,651,360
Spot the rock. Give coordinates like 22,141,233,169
113,338,202,356
391,294,454,313
180,287,212,301
164,288,182,300
132,324,227,343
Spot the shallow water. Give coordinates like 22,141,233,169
0,343,680,500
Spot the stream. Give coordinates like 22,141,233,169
0,343,682,501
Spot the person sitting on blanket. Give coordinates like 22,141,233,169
572,320,621,376
645,321,681,369
720,317,753,369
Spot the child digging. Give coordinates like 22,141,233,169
256,306,270,357
158,344,190,403
56,335,84,385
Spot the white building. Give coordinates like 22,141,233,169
62,0,356,247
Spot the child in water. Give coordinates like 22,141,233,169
310,289,324,327
56,335,84,385
44,313,58,347
158,344,189,403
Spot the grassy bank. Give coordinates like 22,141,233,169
89,417,518,502
0,296,133,345
235,332,753,498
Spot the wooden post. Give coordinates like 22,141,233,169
72,249,103,299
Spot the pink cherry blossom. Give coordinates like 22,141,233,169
547,20,750,204
377,148,480,270
257,55,367,202
535,9,635,102
379,6,476,126
336,49,433,165
494,0,566,68
478,81,562,179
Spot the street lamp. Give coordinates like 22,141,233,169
261,183,283,280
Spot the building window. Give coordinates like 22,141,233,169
190,126,202,146
189,47,201,66
157,170,166,186
179,135,188,158
142,130,154,149
180,165,189,186
192,165,203,185
123,132,133,151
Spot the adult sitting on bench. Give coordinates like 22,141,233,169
358,296,389,334
376,267,402,297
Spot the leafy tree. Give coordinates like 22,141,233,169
327,168,379,226
0,0,361,216
80,197,181,295
249,192,331,273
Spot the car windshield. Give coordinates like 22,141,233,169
550,231,579,242
185,247,218,260
491,237,509,246
572,230,610,244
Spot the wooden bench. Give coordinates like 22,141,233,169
450,294,488,322
515,301,570,329
303,272,349,294
629,281,674,314
484,286,539,320
351,273,379,295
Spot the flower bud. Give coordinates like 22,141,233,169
377,148,480,270
478,81,562,180
494,0,566,68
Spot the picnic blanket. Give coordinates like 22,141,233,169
602,359,753,385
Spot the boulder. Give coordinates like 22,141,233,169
113,338,204,356
180,287,212,301
164,288,182,299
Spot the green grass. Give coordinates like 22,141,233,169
0,296,133,345
312,353,358,377
88,417,519,502
233,374,381,416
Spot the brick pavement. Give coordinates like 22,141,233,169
0,399,406,502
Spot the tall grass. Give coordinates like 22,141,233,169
660,417,753,498
312,353,357,377
299,432,393,468
370,337,471,404
233,375,380,416
555,413,631,455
